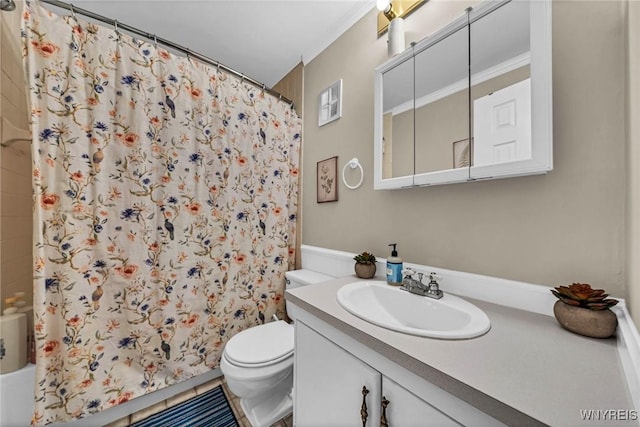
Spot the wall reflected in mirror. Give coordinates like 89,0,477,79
381,55,414,179
414,25,469,176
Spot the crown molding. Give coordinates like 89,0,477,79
301,1,376,66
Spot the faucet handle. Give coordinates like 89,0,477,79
402,268,416,278
427,272,444,299
428,272,442,282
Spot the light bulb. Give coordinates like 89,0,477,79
377,0,391,12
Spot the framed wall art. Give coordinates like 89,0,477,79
318,80,342,127
317,156,338,203
453,138,471,169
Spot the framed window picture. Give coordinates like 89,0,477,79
317,156,338,203
318,80,342,126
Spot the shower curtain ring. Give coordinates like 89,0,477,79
114,20,120,37
69,3,76,19
241,74,245,83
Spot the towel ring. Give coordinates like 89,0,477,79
342,157,363,190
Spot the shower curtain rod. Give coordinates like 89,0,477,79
35,0,295,109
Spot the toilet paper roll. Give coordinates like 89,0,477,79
0,313,27,375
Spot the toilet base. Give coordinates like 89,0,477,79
224,365,293,427
239,387,292,427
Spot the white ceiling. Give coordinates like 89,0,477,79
43,0,376,87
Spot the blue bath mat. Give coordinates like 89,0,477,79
130,385,238,427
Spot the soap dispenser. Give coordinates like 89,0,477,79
386,243,403,286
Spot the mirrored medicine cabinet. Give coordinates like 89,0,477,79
373,0,552,189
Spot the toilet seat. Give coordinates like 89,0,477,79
224,320,293,368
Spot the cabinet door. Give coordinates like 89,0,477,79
295,322,381,426
374,53,415,189
381,377,461,427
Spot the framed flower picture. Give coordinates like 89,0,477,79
317,156,338,203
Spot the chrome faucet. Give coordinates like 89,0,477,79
401,269,444,299
401,269,427,295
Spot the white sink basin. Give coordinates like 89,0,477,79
336,280,490,339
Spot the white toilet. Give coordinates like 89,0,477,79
220,269,333,427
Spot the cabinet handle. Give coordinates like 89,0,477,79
380,396,389,427
361,386,369,426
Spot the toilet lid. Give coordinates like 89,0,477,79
225,320,294,366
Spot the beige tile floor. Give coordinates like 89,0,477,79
104,376,292,427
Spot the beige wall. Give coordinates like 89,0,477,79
272,61,304,119
627,0,640,329
302,1,633,320
1,0,33,311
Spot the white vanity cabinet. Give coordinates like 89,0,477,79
294,321,481,426
381,377,459,426
294,321,381,426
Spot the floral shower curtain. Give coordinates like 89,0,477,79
23,2,300,424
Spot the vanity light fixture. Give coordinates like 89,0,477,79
377,0,425,57
377,0,405,57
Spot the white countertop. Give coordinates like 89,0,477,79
286,275,635,426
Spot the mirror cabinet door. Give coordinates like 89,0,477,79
412,24,470,186
470,1,531,171
377,54,415,187
469,0,552,179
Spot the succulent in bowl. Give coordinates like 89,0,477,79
353,252,376,265
551,283,618,311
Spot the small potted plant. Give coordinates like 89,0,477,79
551,283,619,338
353,252,377,279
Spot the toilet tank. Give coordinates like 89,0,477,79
285,269,333,290
284,269,333,318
